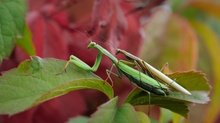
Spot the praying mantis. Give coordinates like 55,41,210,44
116,49,191,95
61,41,191,96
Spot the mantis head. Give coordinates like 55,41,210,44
116,49,122,55
88,42,97,49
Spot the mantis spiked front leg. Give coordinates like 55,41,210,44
116,49,191,95
64,42,170,96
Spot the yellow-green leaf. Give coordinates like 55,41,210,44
190,20,220,123
186,1,220,20
142,14,198,71
16,24,36,56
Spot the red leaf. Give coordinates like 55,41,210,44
1,109,34,123
32,91,86,123
43,19,69,59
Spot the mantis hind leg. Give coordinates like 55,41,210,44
147,91,151,116
105,63,124,86
106,64,117,86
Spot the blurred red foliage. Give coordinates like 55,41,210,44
0,0,165,122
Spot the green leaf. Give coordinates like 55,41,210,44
136,111,150,123
124,71,210,117
150,118,160,123
16,24,36,55
0,56,114,115
168,71,210,92
113,103,140,123
67,116,89,123
159,108,172,123
0,0,26,64
88,97,147,123
88,97,118,123
172,113,183,123
124,89,189,117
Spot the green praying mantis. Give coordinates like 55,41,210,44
116,49,191,95
61,41,191,96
